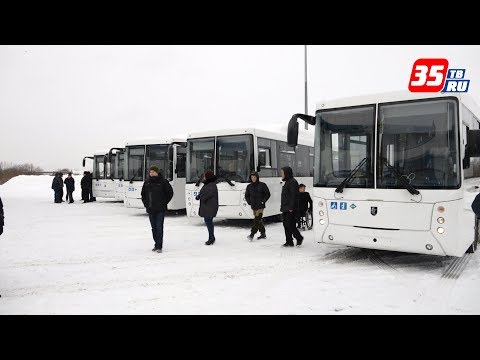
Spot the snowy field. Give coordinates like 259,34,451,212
1,175,480,314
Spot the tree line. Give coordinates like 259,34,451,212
0,162,56,185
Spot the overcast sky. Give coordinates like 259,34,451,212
1,45,479,170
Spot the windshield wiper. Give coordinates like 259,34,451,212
217,174,235,186
382,158,420,196
335,157,367,194
130,168,143,182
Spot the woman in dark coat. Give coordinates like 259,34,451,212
195,170,219,245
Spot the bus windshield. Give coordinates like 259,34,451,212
127,146,145,181
216,135,253,183
314,98,460,190
94,155,105,179
187,137,214,183
314,106,375,188
146,144,172,181
378,98,460,189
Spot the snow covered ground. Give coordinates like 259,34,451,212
1,175,479,314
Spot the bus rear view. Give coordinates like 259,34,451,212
288,92,480,257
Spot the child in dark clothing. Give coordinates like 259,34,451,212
296,184,313,230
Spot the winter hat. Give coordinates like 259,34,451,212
204,170,215,180
149,165,160,174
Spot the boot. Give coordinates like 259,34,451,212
296,235,304,246
205,239,215,245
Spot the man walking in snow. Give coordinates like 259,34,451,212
280,166,303,247
141,165,174,253
245,171,270,240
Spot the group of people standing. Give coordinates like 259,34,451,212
51,171,96,204
141,164,313,253
51,172,75,203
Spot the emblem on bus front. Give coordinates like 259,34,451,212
371,207,378,216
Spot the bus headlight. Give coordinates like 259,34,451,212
188,197,191,201
437,217,445,224
437,227,445,234
318,201,324,207
188,202,191,206
319,219,325,225
426,244,433,250
437,206,445,213
319,210,324,216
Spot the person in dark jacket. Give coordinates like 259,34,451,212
280,166,303,247
0,195,4,236
141,165,174,253
472,192,480,218
195,170,219,245
245,171,271,240
64,172,75,204
88,171,96,202
51,172,64,203
80,171,90,202
296,183,313,230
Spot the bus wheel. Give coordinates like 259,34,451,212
467,217,479,253
306,211,313,230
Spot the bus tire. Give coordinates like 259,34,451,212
467,217,479,253
306,211,313,230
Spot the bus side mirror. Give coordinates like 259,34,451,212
288,113,316,147
468,130,480,157
82,159,86,167
287,116,299,147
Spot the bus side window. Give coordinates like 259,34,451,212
295,145,310,177
278,141,296,176
258,148,271,168
257,138,277,177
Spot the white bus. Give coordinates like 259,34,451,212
124,138,187,210
107,147,127,201
287,91,480,257
185,128,314,220
90,150,117,199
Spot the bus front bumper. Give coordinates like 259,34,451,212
319,224,448,256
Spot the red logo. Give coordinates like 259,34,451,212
408,58,449,92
